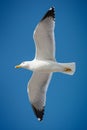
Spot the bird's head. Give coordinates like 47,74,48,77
15,61,30,69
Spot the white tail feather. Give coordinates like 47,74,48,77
61,62,76,75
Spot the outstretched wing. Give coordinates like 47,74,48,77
33,7,55,60
27,72,52,121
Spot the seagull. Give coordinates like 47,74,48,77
15,7,76,121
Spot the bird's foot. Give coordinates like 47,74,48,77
64,68,72,72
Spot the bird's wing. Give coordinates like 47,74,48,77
27,72,52,121
33,7,55,60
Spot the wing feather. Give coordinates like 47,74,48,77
33,7,55,60
27,72,52,120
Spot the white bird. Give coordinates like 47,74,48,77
15,7,76,121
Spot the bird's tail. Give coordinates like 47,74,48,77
61,62,76,75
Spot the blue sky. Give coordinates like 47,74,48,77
0,0,87,129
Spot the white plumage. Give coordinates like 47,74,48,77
15,7,76,121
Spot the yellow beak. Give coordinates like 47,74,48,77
15,64,21,68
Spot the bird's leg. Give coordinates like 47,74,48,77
64,68,72,72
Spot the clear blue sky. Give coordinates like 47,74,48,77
0,0,87,130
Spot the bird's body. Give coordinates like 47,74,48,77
22,59,75,74
29,59,65,73
15,7,76,121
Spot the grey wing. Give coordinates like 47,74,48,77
33,7,55,60
27,72,52,121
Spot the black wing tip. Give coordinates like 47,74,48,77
32,105,45,121
41,6,55,21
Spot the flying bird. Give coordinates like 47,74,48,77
15,7,76,121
